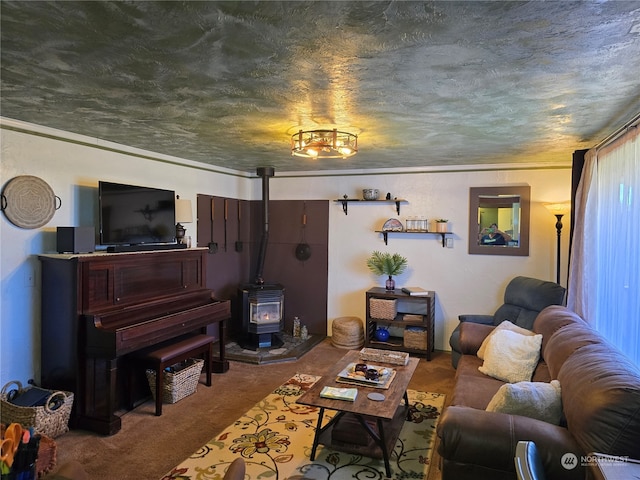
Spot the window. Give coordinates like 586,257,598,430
569,126,639,366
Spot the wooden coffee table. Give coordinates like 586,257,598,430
296,350,419,477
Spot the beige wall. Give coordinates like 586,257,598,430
268,168,571,353
0,119,571,385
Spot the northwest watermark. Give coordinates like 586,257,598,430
561,453,630,470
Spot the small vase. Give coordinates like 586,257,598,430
436,222,448,233
375,327,390,342
385,275,395,290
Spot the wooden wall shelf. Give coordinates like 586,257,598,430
375,230,452,247
334,198,407,215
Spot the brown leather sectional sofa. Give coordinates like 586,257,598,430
436,305,640,480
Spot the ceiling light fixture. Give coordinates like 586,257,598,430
291,128,358,159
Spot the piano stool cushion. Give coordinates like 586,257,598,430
143,334,215,364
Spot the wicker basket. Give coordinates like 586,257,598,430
359,347,409,366
369,298,397,320
0,381,74,438
146,358,204,405
404,326,428,350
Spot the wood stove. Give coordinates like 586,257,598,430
238,167,285,349
239,283,285,348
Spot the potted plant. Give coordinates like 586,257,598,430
366,251,408,290
434,219,449,233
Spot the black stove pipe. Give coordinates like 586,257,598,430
254,166,274,284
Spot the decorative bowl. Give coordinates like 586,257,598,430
365,368,380,381
354,363,368,373
363,189,380,200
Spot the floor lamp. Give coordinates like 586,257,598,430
544,202,571,284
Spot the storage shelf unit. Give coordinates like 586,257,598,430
365,287,435,360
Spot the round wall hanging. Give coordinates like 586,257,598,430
1,175,60,229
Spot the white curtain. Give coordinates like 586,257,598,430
567,125,640,366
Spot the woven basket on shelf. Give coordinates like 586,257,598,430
369,298,397,320
0,381,73,439
146,358,204,405
404,326,428,350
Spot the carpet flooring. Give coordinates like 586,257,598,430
47,340,455,480
162,373,445,480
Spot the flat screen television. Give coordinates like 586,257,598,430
99,181,176,246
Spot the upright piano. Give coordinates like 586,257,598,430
39,248,230,435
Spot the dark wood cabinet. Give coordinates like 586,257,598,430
39,248,230,435
364,287,435,360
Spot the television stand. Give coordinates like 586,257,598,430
106,243,187,253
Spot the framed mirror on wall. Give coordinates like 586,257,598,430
468,185,530,256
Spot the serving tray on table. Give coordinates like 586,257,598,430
335,362,396,389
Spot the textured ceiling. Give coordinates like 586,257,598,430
2,1,640,173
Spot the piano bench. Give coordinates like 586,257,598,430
132,334,214,416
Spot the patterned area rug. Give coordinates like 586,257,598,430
162,374,445,480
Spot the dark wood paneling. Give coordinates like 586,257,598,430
262,200,328,335
198,195,253,340
198,196,329,338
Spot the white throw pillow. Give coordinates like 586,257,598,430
486,380,562,425
477,320,535,360
478,329,542,383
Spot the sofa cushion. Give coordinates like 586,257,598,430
533,305,586,361
477,320,535,360
451,375,507,410
543,323,603,379
531,360,552,383
479,329,542,383
486,380,562,425
452,343,553,412
458,322,494,356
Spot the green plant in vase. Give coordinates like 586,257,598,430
366,251,408,290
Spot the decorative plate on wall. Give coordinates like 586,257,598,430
381,218,404,232
1,175,60,229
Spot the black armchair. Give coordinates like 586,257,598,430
449,276,566,368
